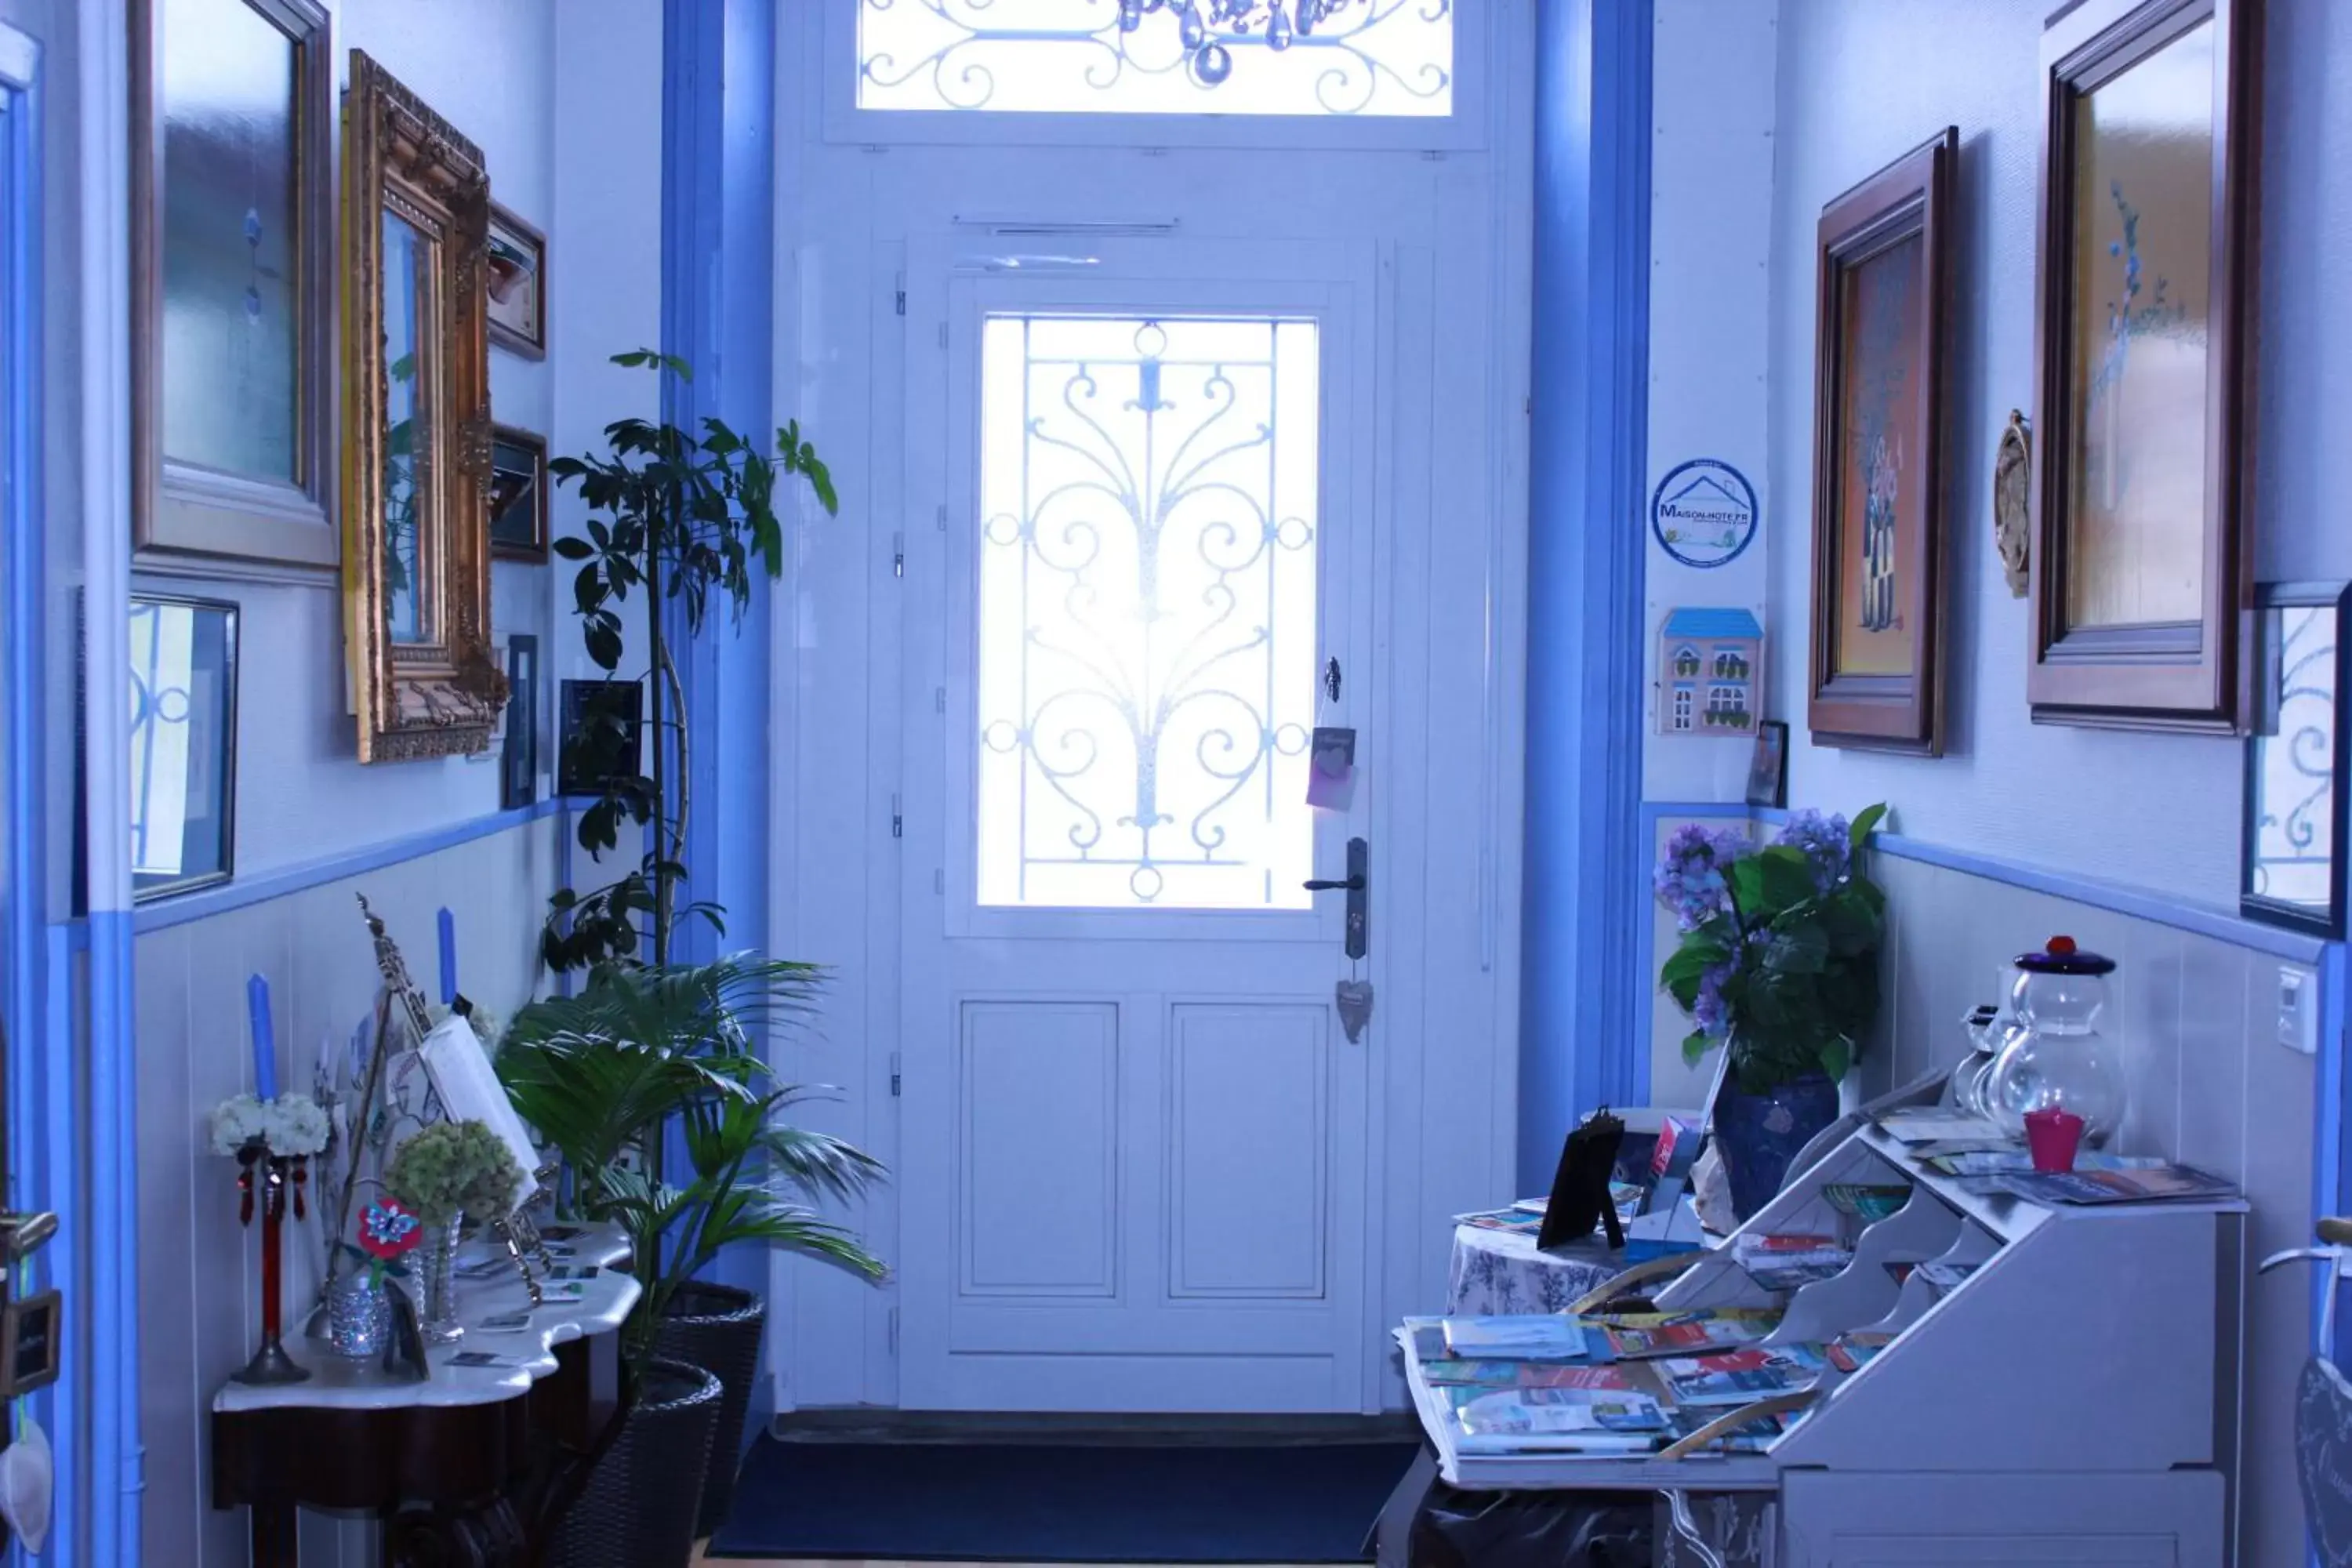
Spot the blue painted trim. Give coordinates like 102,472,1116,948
1519,0,1652,1195
39,926,78,1568
85,907,135,1566
132,798,567,935
1630,803,1752,1107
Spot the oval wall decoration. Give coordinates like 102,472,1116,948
1651,459,1759,569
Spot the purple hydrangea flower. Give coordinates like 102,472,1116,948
1653,822,1752,931
1692,959,1734,1038
1775,808,1850,891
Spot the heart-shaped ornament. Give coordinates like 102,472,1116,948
0,1410,53,1554
1334,979,1374,1043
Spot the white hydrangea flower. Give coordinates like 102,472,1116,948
209,1093,332,1157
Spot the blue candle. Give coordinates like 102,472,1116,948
248,974,278,1102
437,907,457,1006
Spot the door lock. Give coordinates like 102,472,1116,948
1303,837,1369,960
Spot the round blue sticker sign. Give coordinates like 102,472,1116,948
1650,459,1759,569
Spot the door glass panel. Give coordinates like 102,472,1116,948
858,0,1453,118
976,314,1320,910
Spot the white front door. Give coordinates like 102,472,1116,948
896,241,1377,1410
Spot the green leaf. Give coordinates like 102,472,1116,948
1659,935,1730,993
1818,1035,1853,1083
1681,1030,1717,1068
1849,802,1889,849
1760,920,1829,975
553,535,593,561
1731,845,1818,916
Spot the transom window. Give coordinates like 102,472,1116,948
858,1,1454,118
975,314,1322,910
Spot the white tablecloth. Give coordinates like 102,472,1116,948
1444,1223,1626,1316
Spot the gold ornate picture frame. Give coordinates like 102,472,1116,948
341,50,505,762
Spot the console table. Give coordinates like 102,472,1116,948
212,1225,639,1567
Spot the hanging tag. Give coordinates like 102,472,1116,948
1307,726,1356,811
1334,979,1374,1043
0,1409,50,1554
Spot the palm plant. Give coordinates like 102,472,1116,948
499,955,884,1359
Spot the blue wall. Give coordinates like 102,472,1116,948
1518,0,1653,1194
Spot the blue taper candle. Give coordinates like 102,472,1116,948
437,907,457,1007
248,974,278,1102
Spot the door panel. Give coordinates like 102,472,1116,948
898,241,1376,1410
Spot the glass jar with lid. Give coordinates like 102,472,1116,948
1984,936,2128,1145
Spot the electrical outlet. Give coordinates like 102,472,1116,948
2278,965,2319,1055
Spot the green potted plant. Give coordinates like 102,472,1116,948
1655,804,1888,1220
499,956,884,1560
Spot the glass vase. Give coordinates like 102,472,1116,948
416,1211,466,1345
326,1271,393,1359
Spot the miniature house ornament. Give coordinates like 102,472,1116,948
1657,608,1764,738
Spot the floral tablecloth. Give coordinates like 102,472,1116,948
1445,1223,1627,1316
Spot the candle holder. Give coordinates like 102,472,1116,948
231,1142,312,1386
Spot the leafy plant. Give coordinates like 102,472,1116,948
498,955,884,1360
1654,804,1889,1093
385,1120,526,1226
544,350,838,972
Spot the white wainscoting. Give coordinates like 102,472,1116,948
135,811,562,1567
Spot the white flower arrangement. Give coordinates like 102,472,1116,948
209,1094,332,1158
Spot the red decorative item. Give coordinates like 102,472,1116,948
230,1142,313,1386
2024,1105,2086,1174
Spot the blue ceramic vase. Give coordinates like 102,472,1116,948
1713,1071,1840,1221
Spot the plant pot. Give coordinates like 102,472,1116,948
1713,1071,1840,1222
549,1357,721,1568
652,1280,764,1537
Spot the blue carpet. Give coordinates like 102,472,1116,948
706,1436,1417,1562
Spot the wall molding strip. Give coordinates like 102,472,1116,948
131,798,568,935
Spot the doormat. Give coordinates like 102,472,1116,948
704,1436,1418,1563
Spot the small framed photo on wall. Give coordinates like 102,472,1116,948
1745,720,1790,811
1807,128,1955,756
488,425,548,561
486,202,546,359
2241,583,2350,938
2027,0,2261,732
128,593,239,901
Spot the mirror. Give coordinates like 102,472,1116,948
340,50,502,762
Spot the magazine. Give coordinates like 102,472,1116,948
1450,1386,1670,1453
1827,1330,1894,1374
1442,1315,1596,1361
1662,1403,1806,1454
1994,1164,2238,1207
1653,1344,1828,1406
1733,1232,1852,1291
1599,1308,1780,1360
1422,1359,1642,1391
1455,1208,1547,1236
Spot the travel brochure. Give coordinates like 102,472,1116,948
1407,1310,1827,1461
1440,1315,1596,1362
1827,1330,1894,1374
1989,1163,2237,1206
1733,1231,1853,1291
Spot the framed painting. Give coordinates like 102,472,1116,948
2028,0,2262,732
341,51,505,762
131,0,338,571
489,424,548,561
1807,128,1955,756
129,593,239,902
486,202,546,358
2241,583,2349,938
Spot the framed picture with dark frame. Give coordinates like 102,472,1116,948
486,201,546,359
559,678,643,797
2028,0,2262,733
129,593,240,902
502,634,539,811
131,0,339,572
1807,127,1955,756
2241,583,2350,938
1745,720,1791,811
489,424,549,562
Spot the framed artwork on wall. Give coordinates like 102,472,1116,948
1807,127,1955,756
129,593,239,902
558,679,643,797
131,0,338,572
502,634,539,811
1745,720,1790,811
341,51,505,763
486,202,546,359
489,424,548,561
2028,0,2262,733
2241,583,2349,938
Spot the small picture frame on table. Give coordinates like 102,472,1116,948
1745,720,1790,811
2241,583,2350,938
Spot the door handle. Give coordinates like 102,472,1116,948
0,1212,56,1261
1303,837,1368,960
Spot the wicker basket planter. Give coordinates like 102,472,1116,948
652,1280,766,1537
548,1357,721,1568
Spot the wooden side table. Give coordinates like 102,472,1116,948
211,1227,639,1567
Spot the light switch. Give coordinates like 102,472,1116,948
2278,965,2319,1055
